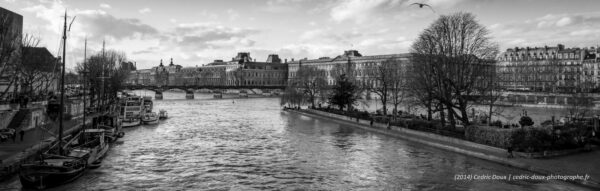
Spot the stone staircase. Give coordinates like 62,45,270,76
0,111,17,129
6,109,28,130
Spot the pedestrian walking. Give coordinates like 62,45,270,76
19,130,25,142
507,146,514,158
370,119,374,126
12,132,16,142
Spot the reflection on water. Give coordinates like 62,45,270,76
0,91,589,190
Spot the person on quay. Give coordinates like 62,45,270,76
19,129,25,142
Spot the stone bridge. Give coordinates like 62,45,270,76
121,85,285,99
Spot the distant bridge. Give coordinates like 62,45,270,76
120,84,285,99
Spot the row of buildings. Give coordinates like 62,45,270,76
497,44,600,93
126,45,600,94
127,53,289,88
125,50,413,90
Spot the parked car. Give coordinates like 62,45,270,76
0,134,8,142
0,128,16,139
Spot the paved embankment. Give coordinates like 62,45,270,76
286,108,600,189
0,119,84,181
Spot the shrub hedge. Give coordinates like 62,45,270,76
465,126,513,148
311,108,589,153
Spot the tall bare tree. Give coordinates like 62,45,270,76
280,85,304,108
410,12,499,127
294,66,327,108
76,49,129,107
386,59,409,119
18,34,58,98
368,62,390,115
369,59,407,115
565,93,593,120
408,53,437,121
481,66,504,124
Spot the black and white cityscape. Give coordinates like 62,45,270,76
1,0,600,190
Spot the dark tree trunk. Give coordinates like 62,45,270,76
439,103,446,127
427,99,433,121
446,103,456,128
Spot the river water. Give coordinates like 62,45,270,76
0,91,590,190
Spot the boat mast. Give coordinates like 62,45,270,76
101,40,105,112
82,37,87,143
58,11,67,155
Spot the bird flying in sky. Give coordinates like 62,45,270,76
410,2,436,13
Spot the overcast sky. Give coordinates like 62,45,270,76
2,0,599,69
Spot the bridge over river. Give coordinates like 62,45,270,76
121,84,285,99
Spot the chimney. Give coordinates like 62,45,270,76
285,58,287,63
267,54,281,63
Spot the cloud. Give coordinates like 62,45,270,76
22,1,158,41
75,11,159,40
330,0,392,23
133,46,160,55
490,12,600,49
262,0,304,13
100,3,111,9
278,43,342,60
536,13,600,28
358,38,385,47
139,8,151,14
299,28,363,45
570,29,600,36
371,36,412,52
226,9,239,21
163,23,260,50
555,17,572,27
329,0,465,23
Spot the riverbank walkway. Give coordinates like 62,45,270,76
287,108,600,189
0,118,84,181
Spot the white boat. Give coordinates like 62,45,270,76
120,95,143,128
142,96,153,112
142,112,159,125
122,118,141,128
239,90,248,98
159,110,168,120
213,90,223,99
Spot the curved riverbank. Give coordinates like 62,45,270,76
286,108,600,189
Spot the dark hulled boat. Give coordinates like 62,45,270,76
19,155,86,190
